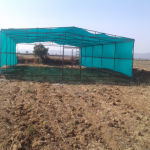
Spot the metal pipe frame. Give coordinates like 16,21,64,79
2,74,131,79
71,49,73,75
2,26,134,40
6,36,7,72
62,35,65,80
0,51,134,60
18,43,78,49
132,41,135,78
9,39,12,71
92,46,94,68
0,27,135,81
80,36,84,80
113,43,116,78
2,27,134,44
101,44,103,76
0,31,2,75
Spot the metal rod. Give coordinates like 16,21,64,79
0,30,2,75
71,49,73,75
2,29,134,42
92,46,94,67
2,74,131,79
62,35,65,80
100,44,104,78
2,26,134,40
0,52,133,60
6,36,7,72
85,47,86,66
10,39,11,70
100,45,103,78
113,43,116,78
8,38,10,71
132,41,135,78
4,26,73,30
15,42,17,65
59,45,61,66
13,41,14,67
17,43,78,48
80,36,84,80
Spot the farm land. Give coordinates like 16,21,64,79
0,59,150,150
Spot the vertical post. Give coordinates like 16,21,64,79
71,49,73,75
59,45,61,65
10,39,11,70
0,30,2,77
132,41,135,79
113,43,116,78
101,44,103,77
80,36,84,81
16,44,18,66
101,45,103,68
92,46,94,68
85,46,86,66
62,35,65,80
6,36,7,72
8,39,10,72
13,41,14,67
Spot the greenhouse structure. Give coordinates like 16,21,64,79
0,26,134,80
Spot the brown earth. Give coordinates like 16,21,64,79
0,60,150,150
17,55,79,66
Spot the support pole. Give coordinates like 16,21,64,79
10,39,11,70
101,44,103,77
62,35,65,80
71,49,73,75
92,46,94,68
132,41,135,79
6,36,7,72
113,43,116,78
60,45,61,66
0,30,2,76
80,36,84,81
85,46,86,66
16,44,18,66
13,41,14,67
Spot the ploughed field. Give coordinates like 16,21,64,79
0,60,150,150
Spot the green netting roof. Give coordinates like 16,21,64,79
1,26,134,46
0,26,134,77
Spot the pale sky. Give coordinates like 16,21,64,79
0,0,150,53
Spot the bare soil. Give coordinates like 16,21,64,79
17,55,79,66
0,60,150,150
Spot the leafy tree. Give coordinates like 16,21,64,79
33,44,49,63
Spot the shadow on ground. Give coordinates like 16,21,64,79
1,65,150,86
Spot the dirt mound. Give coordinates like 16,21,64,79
133,68,150,83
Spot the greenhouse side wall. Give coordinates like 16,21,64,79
80,41,134,77
0,30,17,73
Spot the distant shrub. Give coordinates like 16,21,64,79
33,44,49,63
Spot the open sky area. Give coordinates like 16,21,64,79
0,0,150,53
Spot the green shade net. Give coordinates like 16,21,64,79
0,27,134,76
81,42,134,77
0,30,17,73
